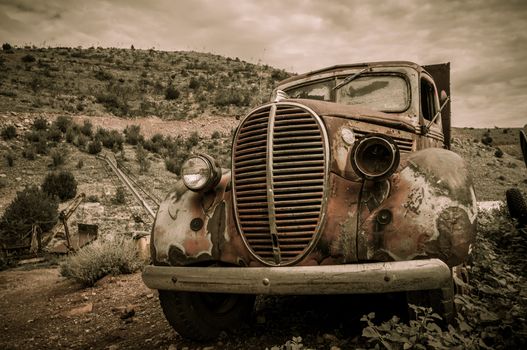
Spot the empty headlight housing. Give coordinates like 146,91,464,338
181,154,222,192
350,134,400,181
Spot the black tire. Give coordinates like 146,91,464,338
406,283,455,325
159,290,255,341
506,188,527,225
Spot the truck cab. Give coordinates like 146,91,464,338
142,61,477,341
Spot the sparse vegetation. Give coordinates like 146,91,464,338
50,147,66,167
0,186,59,245
165,85,180,100
81,120,93,137
87,140,102,154
113,186,127,204
32,116,48,130
5,150,15,167
136,144,150,173
53,115,73,133
124,124,143,145
41,171,77,201
1,125,17,140
59,235,144,286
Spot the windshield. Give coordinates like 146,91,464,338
285,74,410,112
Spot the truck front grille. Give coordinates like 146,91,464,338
233,103,328,266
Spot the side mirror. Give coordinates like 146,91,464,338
440,90,448,105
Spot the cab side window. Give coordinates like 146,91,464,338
420,78,437,122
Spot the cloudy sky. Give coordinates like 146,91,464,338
0,0,526,127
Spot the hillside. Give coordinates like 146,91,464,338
0,45,291,119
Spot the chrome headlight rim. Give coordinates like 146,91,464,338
350,133,400,181
181,153,222,192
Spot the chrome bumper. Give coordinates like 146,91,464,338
142,259,451,295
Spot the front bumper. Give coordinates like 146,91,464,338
142,259,451,295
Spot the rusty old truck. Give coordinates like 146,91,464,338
142,61,477,340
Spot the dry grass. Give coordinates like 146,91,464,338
59,235,144,286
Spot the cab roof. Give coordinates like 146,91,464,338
278,61,424,86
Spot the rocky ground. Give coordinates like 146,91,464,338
1,114,526,349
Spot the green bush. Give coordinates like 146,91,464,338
1,125,17,140
165,85,180,100
81,120,93,137
124,124,143,145
5,151,15,167
0,186,58,245
59,235,144,286
95,127,124,150
65,126,78,143
33,116,48,130
21,54,36,63
50,148,66,167
46,126,62,142
87,140,102,154
53,115,73,133
113,186,126,204
41,171,77,201
22,144,36,160
136,144,150,173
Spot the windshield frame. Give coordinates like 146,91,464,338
283,71,412,114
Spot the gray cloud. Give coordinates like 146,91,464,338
0,0,526,127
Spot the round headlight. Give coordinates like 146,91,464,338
182,155,221,191
351,134,400,180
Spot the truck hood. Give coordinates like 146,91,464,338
282,98,417,133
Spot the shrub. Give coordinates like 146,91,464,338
59,235,144,286
97,128,124,150
46,126,62,142
21,54,36,63
65,126,78,143
136,144,150,173
165,85,180,100
87,140,102,154
50,148,66,167
211,131,221,139
53,115,73,133
494,148,504,158
0,186,58,245
33,116,48,130
22,144,36,160
1,125,17,140
5,151,15,167
189,77,200,89
113,186,126,204
77,159,84,169
81,120,93,137
2,43,12,51
124,124,143,145
41,171,77,201
75,134,89,148
186,131,200,149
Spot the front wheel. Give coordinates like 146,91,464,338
159,290,255,341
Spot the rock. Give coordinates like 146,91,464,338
203,347,214,350
15,177,21,182
168,345,177,350
330,346,341,350
108,345,120,350
66,302,93,316
0,173,6,178
146,293,154,299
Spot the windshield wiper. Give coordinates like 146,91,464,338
332,66,371,91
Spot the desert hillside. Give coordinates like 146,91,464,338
0,45,290,119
